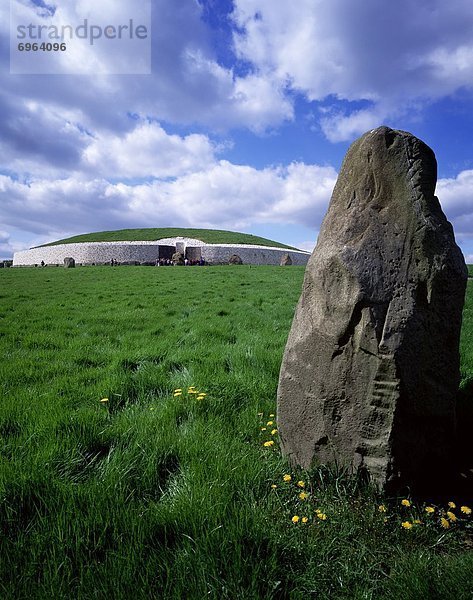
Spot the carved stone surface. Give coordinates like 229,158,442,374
280,253,293,266
277,126,468,492
229,254,243,265
172,251,185,265
64,257,75,268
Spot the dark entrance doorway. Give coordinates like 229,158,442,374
158,245,175,260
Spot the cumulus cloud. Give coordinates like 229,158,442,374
83,121,217,179
231,0,473,140
0,161,337,250
2,0,293,137
0,230,31,259
437,170,473,239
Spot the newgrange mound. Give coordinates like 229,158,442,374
13,228,311,267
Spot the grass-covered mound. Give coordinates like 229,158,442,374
38,227,301,250
0,267,472,599
468,264,473,277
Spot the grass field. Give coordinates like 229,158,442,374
39,227,300,250
0,266,472,599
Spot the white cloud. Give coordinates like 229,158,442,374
83,121,217,178
232,0,473,140
0,160,336,251
1,0,293,137
437,170,473,239
0,230,30,259
320,104,396,144
294,239,317,253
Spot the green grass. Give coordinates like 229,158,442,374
468,264,473,278
0,267,472,599
38,227,301,250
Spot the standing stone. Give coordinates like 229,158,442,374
277,126,468,493
172,251,185,265
280,253,293,266
64,257,75,268
229,254,243,265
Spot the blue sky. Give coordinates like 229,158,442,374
1,0,472,261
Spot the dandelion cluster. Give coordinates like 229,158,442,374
390,498,473,531
258,411,278,448
274,472,328,526
173,386,207,401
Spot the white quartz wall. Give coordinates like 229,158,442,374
13,242,161,266
13,241,310,266
202,244,309,265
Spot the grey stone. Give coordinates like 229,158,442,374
172,251,185,265
229,254,243,265
280,253,293,266
277,126,468,493
64,257,75,268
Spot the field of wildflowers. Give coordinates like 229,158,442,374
0,266,472,599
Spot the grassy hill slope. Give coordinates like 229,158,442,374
38,228,303,251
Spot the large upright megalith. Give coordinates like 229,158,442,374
277,126,468,492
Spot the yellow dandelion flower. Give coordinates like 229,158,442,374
257,412,263,416
317,512,327,520
299,492,309,501
263,440,274,447
301,517,308,524
271,484,277,489
266,421,274,426
188,390,197,394
297,481,305,488
315,508,321,514
100,398,109,403
448,501,456,509
461,506,472,515
440,517,450,529
291,515,300,523
378,505,387,513
446,511,457,522
401,499,411,507
413,519,422,524
174,388,182,393
271,429,278,435
173,392,182,397
261,427,267,431
269,414,275,417
283,474,292,482
401,521,413,530
425,506,435,514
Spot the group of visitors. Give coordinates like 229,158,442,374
155,257,206,266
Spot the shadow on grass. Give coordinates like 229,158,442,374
454,378,473,500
